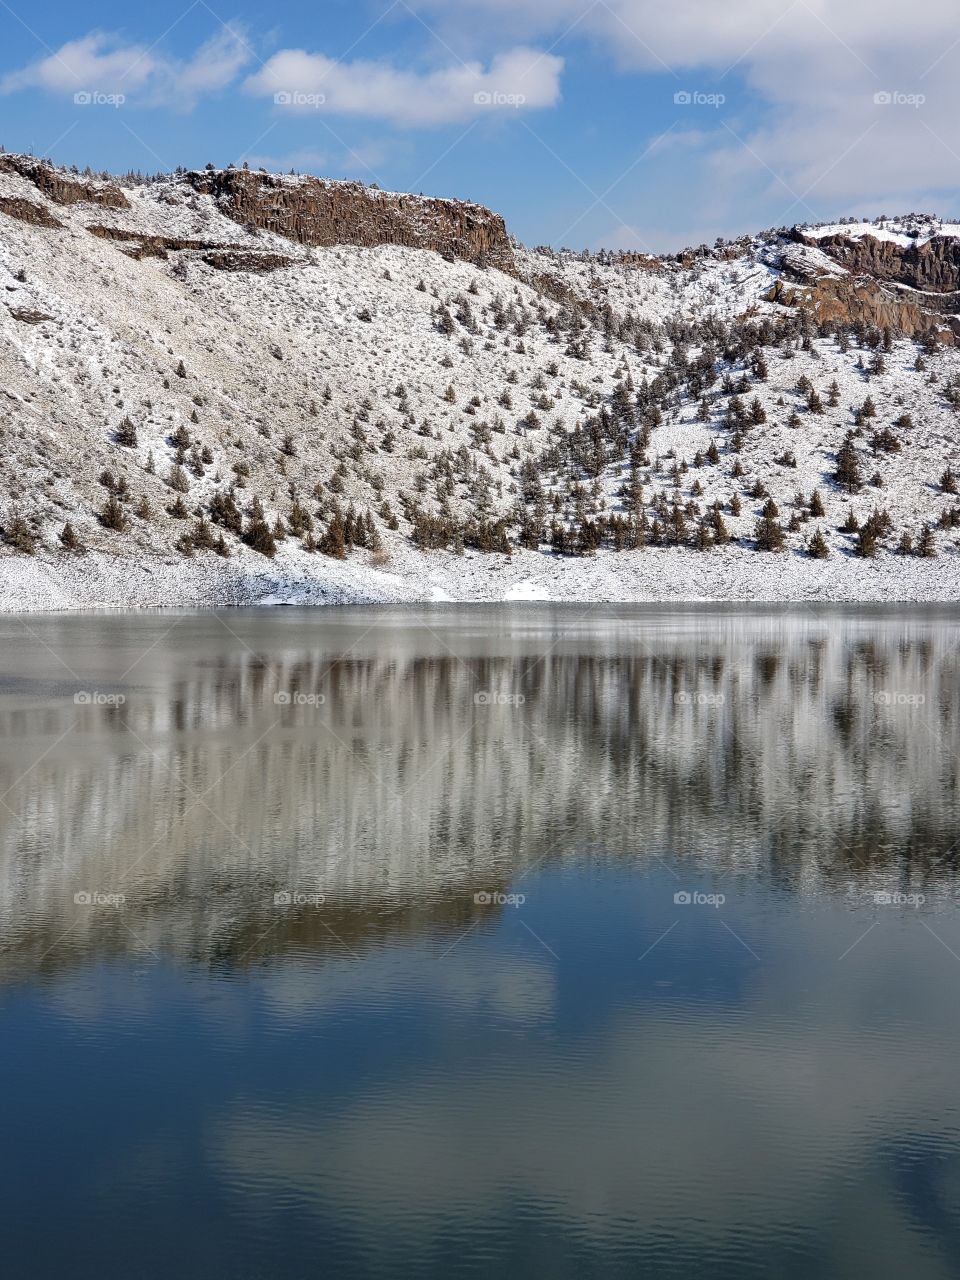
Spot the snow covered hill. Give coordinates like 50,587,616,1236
1,153,960,608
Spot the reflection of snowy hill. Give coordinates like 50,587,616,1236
0,607,957,976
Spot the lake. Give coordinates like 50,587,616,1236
1,605,959,1279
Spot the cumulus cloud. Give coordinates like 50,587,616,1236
245,46,564,126
408,0,960,220
0,32,157,96
0,27,252,110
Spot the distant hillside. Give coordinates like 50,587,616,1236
1,152,960,608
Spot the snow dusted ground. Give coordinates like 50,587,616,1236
2,159,960,610
804,215,960,246
4,542,959,610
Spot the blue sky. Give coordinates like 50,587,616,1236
2,0,960,251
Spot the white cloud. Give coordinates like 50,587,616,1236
168,29,253,105
0,27,252,110
408,0,960,223
245,46,563,126
0,32,158,96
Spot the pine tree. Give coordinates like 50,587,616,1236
840,507,860,533
855,522,879,558
754,515,786,551
5,513,36,554
168,464,190,494
917,524,937,558
807,527,830,559
243,514,277,557
57,522,78,552
116,416,138,447
99,495,128,531
320,512,347,559
834,437,863,493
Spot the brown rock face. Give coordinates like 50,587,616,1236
183,169,515,270
803,230,960,294
87,224,243,259
9,307,55,324
85,224,292,271
766,275,959,343
0,155,128,209
201,250,293,273
0,197,64,229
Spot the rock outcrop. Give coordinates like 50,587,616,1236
0,155,128,209
183,168,515,271
200,249,293,273
802,229,960,294
84,224,294,272
766,226,960,341
766,274,960,343
0,197,64,229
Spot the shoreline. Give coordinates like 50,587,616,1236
3,543,960,612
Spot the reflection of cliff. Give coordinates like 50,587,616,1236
0,609,957,976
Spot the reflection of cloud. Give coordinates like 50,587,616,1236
257,950,555,1024
207,997,960,1267
197,902,960,1273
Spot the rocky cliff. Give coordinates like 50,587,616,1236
766,274,960,341
766,227,960,341
184,167,516,271
0,153,128,209
803,229,960,294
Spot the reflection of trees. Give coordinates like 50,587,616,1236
0,612,957,975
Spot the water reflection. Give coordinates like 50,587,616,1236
3,607,960,1279
0,606,957,978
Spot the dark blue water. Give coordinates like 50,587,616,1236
1,606,959,1279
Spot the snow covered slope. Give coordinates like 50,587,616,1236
1,154,960,608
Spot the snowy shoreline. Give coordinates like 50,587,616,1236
3,544,959,612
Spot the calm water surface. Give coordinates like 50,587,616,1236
1,605,960,1279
